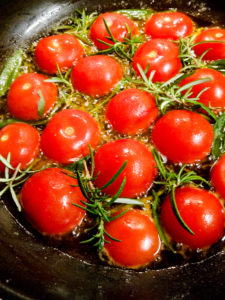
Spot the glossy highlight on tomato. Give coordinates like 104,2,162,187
193,28,225,61
104,209,161,268
71,55,123,97
0,123,40,173
90,12,137,50
20,168,86,235
93,139,157,198
132,39,182,82
145,11,193,40
41,109,100,164
161,186,225,249
106,88,158,134
7,73,58,121
152,110,214,164
179,68,225,112
35,34,84,74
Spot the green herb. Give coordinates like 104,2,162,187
54,10,97,45
37,91,45,117
0,118,22,129
208,59,225,75
0,153,46,211
68,147,143,251
212,112,225,159
0,49,23,97
152,190,174,252
94,18,143,61
126,64,217,119
152,149,210,237
115,9,154,20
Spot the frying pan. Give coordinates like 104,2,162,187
0,0,225,299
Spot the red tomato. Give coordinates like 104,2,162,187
7,73,58,121
161,186,224,249
132,39,182,82
211,154,225,200
0,123,40,173
71,55,123,97
90,12,137,50
93,139,157,198
20,168,86,235
40,109,100,164
35,34,84,74
145,12,193,40
106,88,158,134
104,209,161,268
179,68,225,112
152,110,214,164
193,28,225,61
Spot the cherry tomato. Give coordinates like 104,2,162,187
132,39,182,82
7,73,58,121
0,123,40,173
40,109,100,164
93,139,157,198
20,168,86,235
179,68,225,112
71,55,123,97
145,12,193,40
152,110,214,164
106,88,158,134
211,154,225,200
193,28,225,61
35,34,84,74
161,186,224,249
104,209,161,268
90,12,137,50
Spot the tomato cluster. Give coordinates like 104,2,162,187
1,9,225,270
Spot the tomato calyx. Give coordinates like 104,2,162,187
151,149,211,251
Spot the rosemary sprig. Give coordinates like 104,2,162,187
0,153,47,211
126,64,217,120
178,36,225,73
54,10,97,45
152,149,210,241
95,19,143,61
70,147,143,251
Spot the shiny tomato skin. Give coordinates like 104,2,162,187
7,73,58,121
104,209,161,268
145,12,193,40
90,12,137,50
106,88,158,134
211,154,225,200
179,68,225,112
40,109,100,164
132,39,182,82
193,28,225,61
71,55,123,97
20,168,86,235
161,186,225,249
0,123,40,172
93,139,157,198
35,34,84,74
152,110,214,164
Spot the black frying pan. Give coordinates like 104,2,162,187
0,0,225,299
